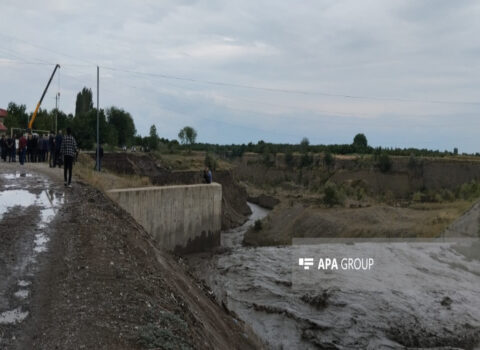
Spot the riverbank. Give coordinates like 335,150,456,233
0,162,264,349
188,202,480,349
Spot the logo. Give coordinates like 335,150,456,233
298,258,314,270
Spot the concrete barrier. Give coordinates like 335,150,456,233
107,183,222,254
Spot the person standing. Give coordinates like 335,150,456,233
0,135,6,161
54,130,63,167
6,135,14,162
203,167,212,184
19,133,27,165
95,144,104,171
48,131,55,167
60,127,77,188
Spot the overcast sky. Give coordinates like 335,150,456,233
1,0,480,151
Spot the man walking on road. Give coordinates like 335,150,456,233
60,127,77,188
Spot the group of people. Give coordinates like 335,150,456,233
0,131,65,167
0,128,78,187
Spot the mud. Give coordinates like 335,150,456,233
188,203,480,349
0,162,264,349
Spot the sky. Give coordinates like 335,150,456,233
1,0,480,152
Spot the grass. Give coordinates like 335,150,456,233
74,153,152,191
152,150,233,171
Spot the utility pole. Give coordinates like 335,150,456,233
96,66,100,172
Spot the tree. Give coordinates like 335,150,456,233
5,102,29,130
178,126,197,146
300,137,310,152
353,133,368,150
149,124,159,150
107,107,136,147
72,108,107,149
75,87,94,116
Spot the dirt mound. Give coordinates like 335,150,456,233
16,177,263,349
247,194,280,209
243,201,473,246
98,153,251,229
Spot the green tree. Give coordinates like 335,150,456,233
353,133,368,151
5,102,28,130
300,137,310,152
149,124,159,150
75,87,94,116
178,126,197,146
71,109,107,149
107,107,136,147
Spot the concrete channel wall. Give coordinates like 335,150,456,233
107,183,222,253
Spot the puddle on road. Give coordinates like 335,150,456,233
13,290,29,300
2,173,33,180
0,173,64,328
0,308,29,325
17,281,31,288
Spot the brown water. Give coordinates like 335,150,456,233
189,203,480,349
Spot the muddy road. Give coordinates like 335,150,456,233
0,163,263,350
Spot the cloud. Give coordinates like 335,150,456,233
0,0,479,151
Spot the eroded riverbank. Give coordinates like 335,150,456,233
188,203,480,349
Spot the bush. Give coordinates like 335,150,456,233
323,183,344,207
377,153,392,173
412,191,425,202
300,153,313,168
204,153,217,170
254,220,263,231
323,151,335,169
285,150,294,168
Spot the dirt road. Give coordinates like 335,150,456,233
0,162,263,349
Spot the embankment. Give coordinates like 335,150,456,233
14,164,264,349
237,153,480,246
236,153,480,197
108,184,222,254
97,153,251,229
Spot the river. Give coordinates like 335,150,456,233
188,203,480,349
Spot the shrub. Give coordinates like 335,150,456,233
204,153,217,170
323,151,335,169
377,153,392,173
300,153,313,168
285,150,294,168
412,192,425,202
254,220,263,231
323,182,344,207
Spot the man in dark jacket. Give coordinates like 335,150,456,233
19,134,27,165
6,136,14,162
95,144,104,171
48,131,55,167
60,128,77,187
0,135,6,161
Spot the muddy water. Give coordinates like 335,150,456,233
189,203,480,349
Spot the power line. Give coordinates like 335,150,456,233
100,65,480,106
1,32,479,106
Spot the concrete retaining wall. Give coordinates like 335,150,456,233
107,183,222,254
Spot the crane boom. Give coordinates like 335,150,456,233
28,64,60,130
